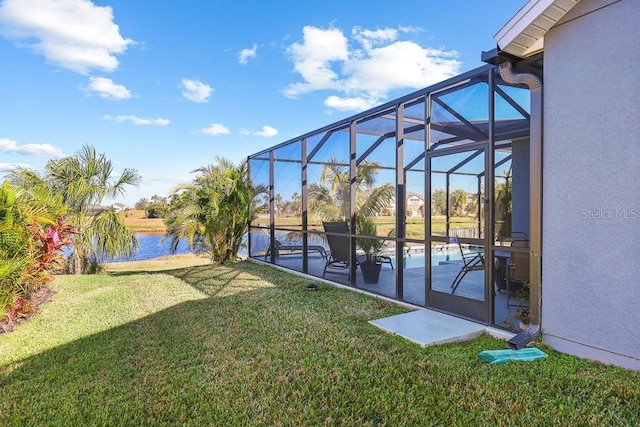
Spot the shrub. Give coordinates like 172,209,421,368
1,182,75,329
146,203,169,218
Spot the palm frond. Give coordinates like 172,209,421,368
91,208,138,259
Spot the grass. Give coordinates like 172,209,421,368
104,253,211,273
1,259,639,425
259,214,478,239
119,209,166,233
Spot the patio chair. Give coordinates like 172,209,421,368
504,237,530,309
494,234,529,293
322,221,354,278
264,236,328,260
356,253,394,269
450,243,485,294
322,221,393,278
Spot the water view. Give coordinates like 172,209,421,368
107,233,192,262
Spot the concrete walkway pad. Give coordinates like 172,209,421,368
369,309,486,347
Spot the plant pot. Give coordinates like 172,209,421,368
360,262,382,284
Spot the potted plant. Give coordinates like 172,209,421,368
356,215,386,284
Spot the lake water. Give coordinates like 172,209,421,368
106,233,192,262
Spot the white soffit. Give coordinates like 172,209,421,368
495,0,579,58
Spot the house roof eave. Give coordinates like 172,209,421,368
495,0,580,58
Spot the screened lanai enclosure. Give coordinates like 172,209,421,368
248,64,538,330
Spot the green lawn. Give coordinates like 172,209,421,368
1,260,639,425
260,214,478,239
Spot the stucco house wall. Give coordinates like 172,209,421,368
542,0,640,369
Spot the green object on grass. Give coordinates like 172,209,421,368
478,347,548,364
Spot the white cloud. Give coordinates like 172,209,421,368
0,0,133,74
84,77,132,100
0,138,65,157
352,26,398,51
324,95,378,112
241,126,278,137
343,41,461,96
253,125,278,137
201,123,230,136
103,115,169,126
399,25,425,35
238,43,257,64
285,25,461,112
283,26,349,97
181,78,213,103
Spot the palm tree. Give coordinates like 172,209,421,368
291,192,301,216
495,167,512,239
308,158,394,222
150,194,165,205
164,157,259,264
135,198,149,217
7,145,140,274
275,193,284,215
450,188,467,216
432,189,447,215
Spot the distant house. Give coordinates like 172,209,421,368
112,203,128,213
380,193,424,217
381,196,395,216
406,193,425,218
90,203,128,214
464,193,476,206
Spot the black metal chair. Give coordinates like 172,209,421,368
322,221,354,278
322,221,394,278
505,238,530,309
264,237,327,260
450,243,485,294
494,233,529,294
356,253,394,269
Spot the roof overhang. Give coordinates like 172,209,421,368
495,0,579,58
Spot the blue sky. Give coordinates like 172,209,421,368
0,0,526,205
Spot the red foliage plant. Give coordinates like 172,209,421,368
32,219,75,266
28,218,77,280
1,219,77,332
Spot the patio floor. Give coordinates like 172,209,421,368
265,251,520,330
